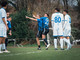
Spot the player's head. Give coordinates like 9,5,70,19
44,13,49,17
1,1,8,9
7,12,10,18
63,10,68,15
55,8,60,12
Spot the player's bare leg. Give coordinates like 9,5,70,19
36,37,41,50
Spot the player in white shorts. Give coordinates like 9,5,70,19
51,8,64,50
0,1,9,53
63,10,71,50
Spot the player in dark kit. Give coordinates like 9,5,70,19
26,14,43,50
26,13,50,50
40,13,50,50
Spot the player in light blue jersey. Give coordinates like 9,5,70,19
63,10,71,50
0,1,9,53
51,8,64,50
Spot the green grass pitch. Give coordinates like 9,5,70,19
0,46,80,60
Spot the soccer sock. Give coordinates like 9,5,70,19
0,44,2,51
43,39,48,45
67,39,71,49
60,39,63,49
54,39,57,48
63,38,67,43
5,38,8,50
2,44,6,51
38,45,41,48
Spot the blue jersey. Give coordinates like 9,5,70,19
41,17,49,29
7,20,11,30
37,19,43,31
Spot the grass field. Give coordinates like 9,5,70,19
0,46,80,60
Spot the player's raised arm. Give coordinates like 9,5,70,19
26,16,37,21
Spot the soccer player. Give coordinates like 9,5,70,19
63,10,71,50
5,12,12,51
40,13,50,50
26,14,43,50
0,1,9,53
26,14,50,50
51,8,64,50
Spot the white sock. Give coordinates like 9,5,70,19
0,44,2,51
63,38,71,49
67,39,71,49
63,38,68,43
2,44,6,50
60,39,63,49
54,39,57,48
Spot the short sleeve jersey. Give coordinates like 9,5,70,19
51,12,64,27
63,14,71,29
37,19,43,31
41,17,49,29
0,8,7,25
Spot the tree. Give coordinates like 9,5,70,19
10,9,35,39
62,0,68,9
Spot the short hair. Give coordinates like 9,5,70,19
1,1,8,7
45,13,49,17
55,8,60,12
64,10,68,13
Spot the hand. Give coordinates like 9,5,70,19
33,15,36,17
8,32,12,36
26,16,29,18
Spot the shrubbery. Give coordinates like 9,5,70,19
10,9,35,40
72,27,80,39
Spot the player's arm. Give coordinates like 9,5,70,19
8,21,12,36
2,10,8,30
9,30,12,36
2,18,8,30
33,15,38,19
26,16,37,21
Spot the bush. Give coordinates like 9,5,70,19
72,27,80,39
10,9,35,40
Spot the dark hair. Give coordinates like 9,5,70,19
55,8,60,12
64,10,68,13
1,1,8,7
39,14,42,17
45,13,49,17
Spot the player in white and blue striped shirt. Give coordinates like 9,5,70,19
63,10,71,50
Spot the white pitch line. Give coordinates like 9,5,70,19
0,51,42,57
